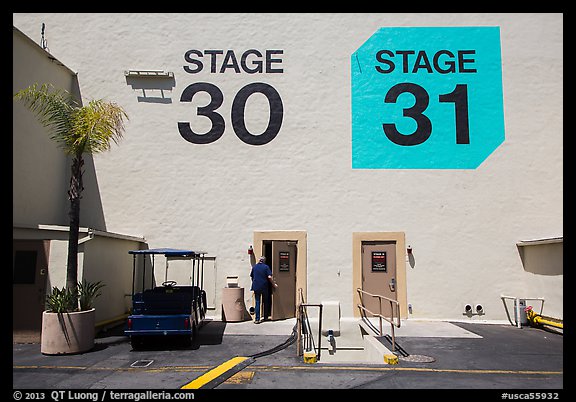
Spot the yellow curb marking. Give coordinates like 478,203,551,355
224,371,255,384
180,356,250,389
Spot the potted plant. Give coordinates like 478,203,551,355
13,83,127,353
41,280,105,355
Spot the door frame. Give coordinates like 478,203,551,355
353,232,408,318
13,239,50,333
253,230,307,306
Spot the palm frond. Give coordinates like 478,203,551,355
71,100,128,154
14,82,128,298
77,280,105,311
14,83,128,156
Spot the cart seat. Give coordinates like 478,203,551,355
134,287,195,315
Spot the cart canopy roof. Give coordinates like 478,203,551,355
129,248,206,257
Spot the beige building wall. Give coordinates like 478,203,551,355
13,13,563,322
13,224,146,325
13,26,148,330
80,234,144,323
13,27,108,231
12,27,75,228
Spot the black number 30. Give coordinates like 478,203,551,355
382,83,470,146
178,82,283,145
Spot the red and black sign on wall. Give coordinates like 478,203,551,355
371,251,387,272
279,251,290,272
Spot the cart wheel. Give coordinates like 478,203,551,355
131,336,145,350
181,322,196,348
181,334,192,348
191,320,198,342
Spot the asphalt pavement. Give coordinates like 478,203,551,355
12,317,565,396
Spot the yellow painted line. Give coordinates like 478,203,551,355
15,365,90,370
180,356,250,389
250,365,563,376
14,364,214,374
224,371,255,384
14,364,562,377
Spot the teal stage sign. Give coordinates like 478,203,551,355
351,27,505,169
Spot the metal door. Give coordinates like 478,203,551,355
271,240,297,320
361,241,397,318
13,240,49,337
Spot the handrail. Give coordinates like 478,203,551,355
356,288,401,352
501,295,545,328
297,288,305,355
297,288,323,361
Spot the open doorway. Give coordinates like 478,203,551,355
253,231,307,321
262,240,297,320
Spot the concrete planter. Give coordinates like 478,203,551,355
40,308,96,355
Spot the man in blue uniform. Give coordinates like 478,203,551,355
250,256,278,323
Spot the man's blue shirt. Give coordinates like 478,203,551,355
250,262,272,292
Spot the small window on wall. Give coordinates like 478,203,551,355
13,250,37,284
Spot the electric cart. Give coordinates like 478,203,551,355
124,248,208,349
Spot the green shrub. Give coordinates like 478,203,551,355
78,280,105,311
45,280,105,313
45,286,78,313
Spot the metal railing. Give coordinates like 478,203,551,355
356,288,401,352
297,288,323,361
500,295,545,328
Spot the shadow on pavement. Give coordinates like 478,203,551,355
94,319,228,352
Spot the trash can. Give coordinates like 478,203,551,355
222,276,245,322
514,298,528,326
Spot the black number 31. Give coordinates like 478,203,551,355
382,83,470,146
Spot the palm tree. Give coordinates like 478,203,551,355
14,83,128,295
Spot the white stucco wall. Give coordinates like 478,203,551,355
13,13,563,321
12,27,75,228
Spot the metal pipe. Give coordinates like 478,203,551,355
131,254,136,296
196,255,200,288
200,254,205,289
151,255,156,289
516,297,521,329
501,295,546,328
534,316,563,329
297,288,304,356
318,305,322,361
390,317,396,352
142,254,146,292
301,303,323,361
378,296,383,336
389,299,396,352
192,256,196,287
165,255,169,283
526,307,563,329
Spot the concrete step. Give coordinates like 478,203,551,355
306,317,394,364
